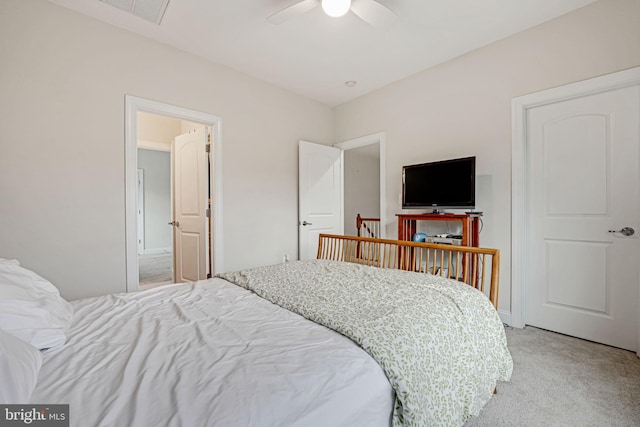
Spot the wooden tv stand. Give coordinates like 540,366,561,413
396,213,481,247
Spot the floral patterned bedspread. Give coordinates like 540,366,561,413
218,259,513,427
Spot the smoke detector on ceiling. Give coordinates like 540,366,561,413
99,0,171,24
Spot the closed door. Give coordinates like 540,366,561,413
298,140,343,260
527,85,639,351
172,127,209,282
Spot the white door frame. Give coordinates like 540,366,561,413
334,132,387,239
136,169,145,255
511,66,640,353
125,95,224,292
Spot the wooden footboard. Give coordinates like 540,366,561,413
317,234,501,309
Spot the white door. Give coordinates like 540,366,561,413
527,85,639,351
172,127,209,282
299,141,343,260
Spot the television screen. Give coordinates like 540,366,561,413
402,156,475,210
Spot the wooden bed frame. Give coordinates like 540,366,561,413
317,233,501,309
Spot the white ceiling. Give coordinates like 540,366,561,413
49,0,597,106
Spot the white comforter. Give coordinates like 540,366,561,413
30,279,394,427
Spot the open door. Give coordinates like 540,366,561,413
298,141,343,260
171,127,209,282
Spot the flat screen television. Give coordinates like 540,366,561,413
402,156,476,211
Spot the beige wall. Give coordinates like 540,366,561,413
0,0,333,300
2,0,637,309
344,145,380,236
334,0,640,316
181,120,205,135
137,112,182,145
137,149,172,251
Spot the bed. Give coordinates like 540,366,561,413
0,234,512,427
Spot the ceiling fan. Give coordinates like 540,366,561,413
267,0,396,27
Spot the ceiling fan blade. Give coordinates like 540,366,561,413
267,0,321,24
350,0,396,27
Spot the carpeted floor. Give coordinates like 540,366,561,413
466,326,640,426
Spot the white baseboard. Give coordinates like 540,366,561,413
498,310,512,327
143,247,172,255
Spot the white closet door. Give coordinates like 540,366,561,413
527,85,639,351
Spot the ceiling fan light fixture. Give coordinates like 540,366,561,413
321,0,351,18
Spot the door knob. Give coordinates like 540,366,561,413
301,221,313,226
608,227,635,236
168,221,180,227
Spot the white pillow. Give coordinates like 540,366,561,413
0,328,42,403
0,262,73,350
0,258,20,265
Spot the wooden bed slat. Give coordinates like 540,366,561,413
316,234,501,309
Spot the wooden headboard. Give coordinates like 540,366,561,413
316,234,500,309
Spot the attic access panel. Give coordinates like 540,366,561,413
99,0,170,24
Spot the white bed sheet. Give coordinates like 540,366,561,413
30,278,394,427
